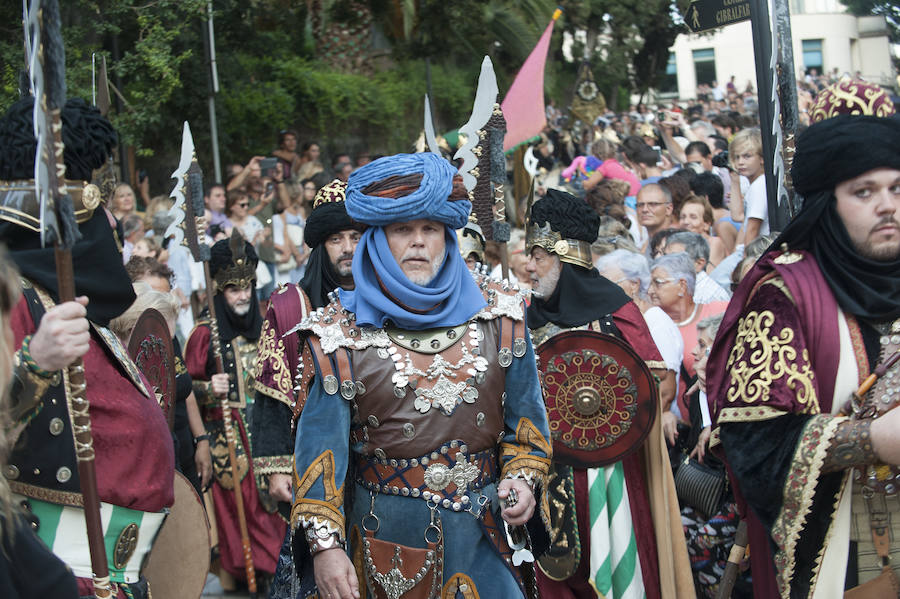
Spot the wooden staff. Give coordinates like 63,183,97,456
25,0,112,596
715,519,748,599
166,128,257,595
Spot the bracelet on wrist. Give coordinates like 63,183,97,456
306,526,344,555
20,335,54,379
193,434,210,446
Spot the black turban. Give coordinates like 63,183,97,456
302,201,362,248
0,97,117,181
773,114,900,320
529,189,600,244
791,114,900,199
300,201,364,309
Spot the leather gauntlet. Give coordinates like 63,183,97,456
822,418,877,473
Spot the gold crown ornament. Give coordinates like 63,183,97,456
524,220,593,269
212,231,258,291
312,179,348,210
0,179,102,233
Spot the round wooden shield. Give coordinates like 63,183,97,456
537,330,658,468
127,308,176,430
142,472,211,599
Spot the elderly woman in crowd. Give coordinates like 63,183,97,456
649,253,729,423
596,249,683,444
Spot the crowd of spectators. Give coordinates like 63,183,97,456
115,131,373,341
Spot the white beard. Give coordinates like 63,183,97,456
530,264,561,299
231,302,251,316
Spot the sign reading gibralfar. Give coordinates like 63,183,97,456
683,0,751,33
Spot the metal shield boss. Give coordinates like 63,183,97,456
537,330,658,468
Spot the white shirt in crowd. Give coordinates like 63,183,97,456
744,175,770,236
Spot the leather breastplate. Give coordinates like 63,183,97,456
351,318,507,458
222,335,258,408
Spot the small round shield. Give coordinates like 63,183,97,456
127,308,176,430
537,330,658,468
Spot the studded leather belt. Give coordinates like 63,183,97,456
355,441,497,512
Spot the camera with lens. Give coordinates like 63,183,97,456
711,150,730,168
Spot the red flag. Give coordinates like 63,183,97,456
500,9,561,152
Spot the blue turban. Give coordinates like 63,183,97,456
345,153,471,228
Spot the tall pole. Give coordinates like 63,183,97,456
204,1,222,184
749,0,791,231
773,0,799,212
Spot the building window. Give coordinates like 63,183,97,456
693,48,716,86
659,53,678,93
802,39,823,74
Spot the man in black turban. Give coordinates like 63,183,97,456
250,179,364,596
298,179,365,309
524,189,693,598
707,103,900,595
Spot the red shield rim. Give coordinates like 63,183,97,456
537,330,658,468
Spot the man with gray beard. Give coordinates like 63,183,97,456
524,189,694,598
185,233,286,591
288,153,551,599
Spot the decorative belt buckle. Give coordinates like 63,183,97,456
423,452,479,495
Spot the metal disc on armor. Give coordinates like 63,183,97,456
127,308,176,430
142,472,210,598
537,330,658,468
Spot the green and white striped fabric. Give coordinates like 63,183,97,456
587,462,645,599
15,495,166,584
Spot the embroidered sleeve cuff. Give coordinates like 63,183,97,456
294,514,346,555
822,417,877,473
500,454,551,491
253,455,294,476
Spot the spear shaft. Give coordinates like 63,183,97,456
27,0,112,595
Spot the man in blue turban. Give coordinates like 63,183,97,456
288,153,552,599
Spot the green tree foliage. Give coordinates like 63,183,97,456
0,0,684,192
555,0,690,109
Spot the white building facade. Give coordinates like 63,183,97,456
665,0,895,99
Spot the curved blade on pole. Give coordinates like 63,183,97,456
166,122,207,262
454,56,499,191
424,95,440,156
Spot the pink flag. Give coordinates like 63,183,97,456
500,9,561,152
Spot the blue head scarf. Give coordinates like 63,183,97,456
345,153,470,228
339,153,487,329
